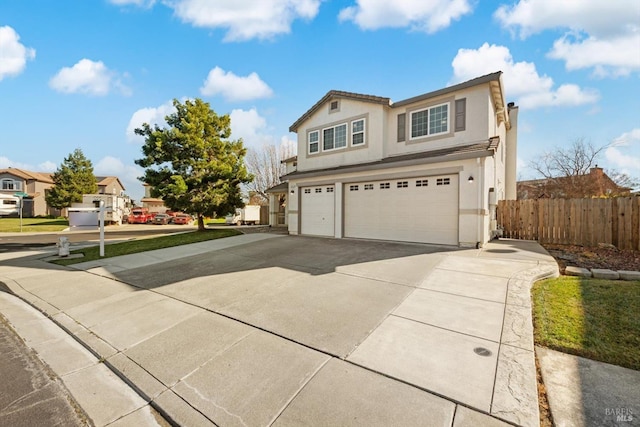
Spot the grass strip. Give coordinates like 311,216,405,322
532,276,640,370
52,229,242,266
0,218,69,233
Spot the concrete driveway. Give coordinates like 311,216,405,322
0,234,558,427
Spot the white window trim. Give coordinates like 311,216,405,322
409,102,450,140
1,178,21,191
322,122,348,152
350,118,366,147
308,130,319,155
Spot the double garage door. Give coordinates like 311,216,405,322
300,175,459,245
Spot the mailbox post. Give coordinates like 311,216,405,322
13,192,28,232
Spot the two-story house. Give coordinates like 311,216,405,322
0,168,56,217
278,71,518,247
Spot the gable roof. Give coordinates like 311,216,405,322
289,91,390,132
96,176,126,191
0,168,54,184
289,71,506,132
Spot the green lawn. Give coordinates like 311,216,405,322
206,218,227,225
0,217,69,233
532,276,640,370
52,228,242,266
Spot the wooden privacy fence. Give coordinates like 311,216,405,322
497,197,640,250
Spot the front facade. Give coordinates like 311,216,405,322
0,168,56,217
280,72,518,247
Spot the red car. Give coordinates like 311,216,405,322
128,208,153,224
172,213,192,225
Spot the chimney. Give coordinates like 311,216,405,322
590,166,603,177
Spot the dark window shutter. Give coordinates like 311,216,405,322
455,98,466,131
397,113,406,142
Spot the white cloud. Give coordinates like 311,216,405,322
229,108,272,148
94,156,145,199
0,26,36,81
339,0,473,33
126,100,177,143
109,0,156,7
38,161,57,172
200,67,273,102
451,43,599,109
49,59,130,96
548,32,640,77
0,157,33,170
170,0,321,41
495,0,640,76
605,128,640,175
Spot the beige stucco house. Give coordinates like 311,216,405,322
272,71,518,247
0,168,56,217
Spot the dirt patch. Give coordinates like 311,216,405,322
542,243,640,274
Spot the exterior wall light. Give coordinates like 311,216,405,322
468,176,474,184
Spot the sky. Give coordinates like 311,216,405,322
1,0,639,201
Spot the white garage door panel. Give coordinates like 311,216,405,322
344,176,458,245
301,186,335,237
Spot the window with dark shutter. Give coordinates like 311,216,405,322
455,98,466,132
397,113,406,142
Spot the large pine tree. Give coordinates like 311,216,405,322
135,98,253,231
46,148,98,210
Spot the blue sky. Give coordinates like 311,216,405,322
1,0,638,201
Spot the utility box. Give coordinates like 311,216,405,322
57,237,70,257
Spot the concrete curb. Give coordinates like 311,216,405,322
490,262,559,427
0,284,169,427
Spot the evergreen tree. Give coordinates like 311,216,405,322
46,148,98,210
135,98,253,231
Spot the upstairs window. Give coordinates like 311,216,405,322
1,179,21,191
351,119,365,146
410,103,449,139
308,131,319,154
323,123,347,151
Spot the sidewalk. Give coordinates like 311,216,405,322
0,236,583,427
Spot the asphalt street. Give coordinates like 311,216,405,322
0,312,89,426
0,224,199,253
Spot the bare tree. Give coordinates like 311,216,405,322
527,138,636,198
530,138,605,179
245,143,295,204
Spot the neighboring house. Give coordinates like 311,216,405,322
140,183,166,214
0,168,56,217
96,176,126,196
517,167,631,199
274,71,518,247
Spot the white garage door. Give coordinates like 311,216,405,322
301,185,335,237
344,175,458,245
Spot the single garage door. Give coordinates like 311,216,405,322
344,175,458,245
301,185,335,237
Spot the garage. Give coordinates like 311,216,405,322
300,185,335,237
344,175,459,245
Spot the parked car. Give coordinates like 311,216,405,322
128,208,153,224
152,213,171,225
172,213,192,225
